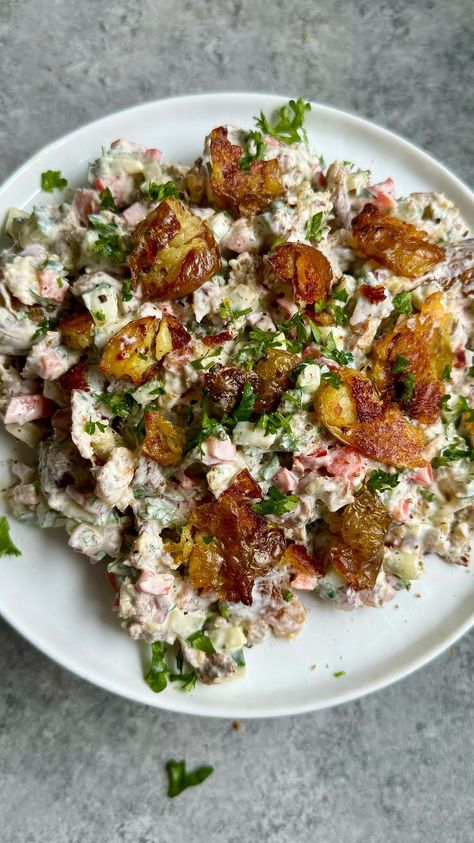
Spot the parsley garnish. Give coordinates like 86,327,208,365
166,759,213,798
0,516,21,558
99,187,119,212
31,319,53,341
468,366,474,377
282,589,293,602
94,232,128,264
255,98,311,144
314,288,349,326
392,291,413,315
187,630,216,655
218,299,252,322
392,354,410,374
320,332,353,366
239,130,266,170
96,391,135,418
142,180,179,201
305,211,324,242
169,671,198,692
252,484,298,515
202,535,215,545
41,170,68,192
93,310,106,322
190,391,222,453
145,641,170,693
190,347,223,370
333,671,346,678
121,279,133,301
321,370,341,389
441,365,451,381
367,470,399,492
232,382,256,422
432,443,474,468
399,372,416,402
84,419,107,435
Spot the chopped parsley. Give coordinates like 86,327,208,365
320,332,353,366
255,98,311,144
166,759,213,798
169,670,198,692
392,354,410,374
99,187,119,212
202,535,215,545
190,347,223,370
96,391,135,418
432,443,474,468
321,370,341,389
31,319,53,341
93,231,129,264
333,670,346,678
305,211,324,242
0,516,21,558
468,366,474,378
142,180,179,201
93,310,106,322
440,394,474,424
239,130,266,170
251,484,298,516
392,291,413,315
218,299,252,322
367,470,399,492
145,641,170,693
441,365,451,381
84,419,107,435
190,391,222,453
41,169,68,192
399,371,416,402
232,382,256,422
282,589,293,602
187,630,216,655
121,279,133,301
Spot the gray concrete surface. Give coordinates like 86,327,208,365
0,1,473,841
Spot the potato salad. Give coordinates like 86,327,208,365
2,99,473,692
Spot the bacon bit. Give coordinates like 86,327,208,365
223,469,263,500
59,361,89,392
202,330,233,346
454,347,467,368
107,572,119,593
164,315,191,349
231,721,241,731
359,284,386,303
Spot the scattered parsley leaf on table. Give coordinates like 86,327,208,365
41,170,68,192
166,759,214,798
0,516,21,557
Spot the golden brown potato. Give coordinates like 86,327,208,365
129,197,220,300
280,543,325,576
352,203,444,277
99,316,160,384
208,126,283,217
316,368,427,468
142,411,185,466
254,349,298,413
60,310,94,350
268,242,333,304
371,292,453,424
328,489,391,590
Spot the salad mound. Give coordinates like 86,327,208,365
1,99,473,692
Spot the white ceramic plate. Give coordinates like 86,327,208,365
0,94,473,718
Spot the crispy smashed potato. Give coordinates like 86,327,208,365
268,243,333,304
316,368,426,467
142,411,185,466
188,472,285,605
352,203,444,277
205,365,259,412
60,310,94,350
371,292,453,424
208,126,283,217
129,197,220,300
281,543,325,576
100,315,189,384
328,488,391,591
254,349,298,413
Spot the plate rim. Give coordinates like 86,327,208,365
0,91,473,718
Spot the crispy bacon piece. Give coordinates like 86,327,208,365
268,242,333,304
142,411,185,466
59,360,89,392
316,367,427,468
328,488,391,591
224,469,263,500
371,292,453,424
205,365,259,412
254,349,298,413
60,310,94,350
352,203,444,277
359,284,386,303
208,126,283,217
189,481,286,604
281,543,325,577
129,197,220,300
202,330,233,347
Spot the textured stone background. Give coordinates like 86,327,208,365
0,1,473,841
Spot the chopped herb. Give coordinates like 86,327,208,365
31,319,53,341
137,352,148,361
93,310,106,322
190,391,222,453
143,180,179,201
93,231,129,264
219,603,229,620
166,759,213,798
121,279,133,301
392,354,410,374
169,670,198,692
441,394,474,424
399,372,416,402
321,370,341,389
320,332,353,366
432,443,474,468
0,516,21,558
84,419,107,435
251,484,298,515
202,535,215,545
306,317,322,344
96,391,135,418
392,291,413,315
305,211,324,242
367,470,399,492
41,169,68,192
255,98,311,144
332,288,349,303
420,490,436,502
190,347,223,370
468,366,474,377
187,630,216,655
282,589,293,602
149,382,166,396
145,641,170,693
441,365,451,381
333,670,346,678
239,130,266,170
271,234,288,249
233,649,246,667
232,382,256,422
56,277,63,288
218,299,252,322
99,187,119,212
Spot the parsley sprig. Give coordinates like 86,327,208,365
432,443,474,468
392,291,413,315
305,211,324,242
0,516,21,558
256,98,311,144
252,484,298,515
166,759,213,798
367,470,399,492
142,180,179,201
41,170,68,192
239,131,266,170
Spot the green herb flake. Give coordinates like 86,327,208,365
239,131,266,170
399,372,416,403
282,589,293,602
0,516,21,558
93,310,106,322
367,470,399,492
468,366,474,378
441,365,451,381
121,279,133,302
96,391,135,418
166,759,213,798
392,354,410,374
31,319,52,341
321,370,341,389
333,670,346,678
392,291,413,315
99,187,119,212
202,535,215,545
218,299,252,322
232,382,256,422
145,641,170,693
187,630,216,655
305,211,324,243
432,443,474,468
190,347,223,370
143,180,179,202
255,98,311,144
41,170,68,192
84,419,107,435
169,670,198,692
252,484,298,516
